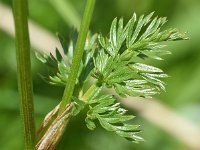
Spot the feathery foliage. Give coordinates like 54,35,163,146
36,12,188,142
85,94,143,143
36,32,97,88
93,12,188,98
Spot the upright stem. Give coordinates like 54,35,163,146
59,0,96,113
12,0,35,149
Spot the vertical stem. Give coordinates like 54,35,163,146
59,0,96,113
12,0,35,149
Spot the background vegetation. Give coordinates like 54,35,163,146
0,0,200,149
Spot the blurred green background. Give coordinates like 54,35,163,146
0,0,200,150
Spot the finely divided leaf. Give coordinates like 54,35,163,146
85,95,143,143
94,12,187,97
36,32,97,87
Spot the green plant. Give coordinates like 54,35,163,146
12,0,188,149
36,9,188,149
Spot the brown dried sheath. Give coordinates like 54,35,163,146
36,103,73,150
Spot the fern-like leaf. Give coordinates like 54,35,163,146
93,12,188,98
36,31,98,87
85,95,143,143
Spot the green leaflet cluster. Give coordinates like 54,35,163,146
85,95,143,143
93,12,188,98
36,31,97,88
36,13,188,143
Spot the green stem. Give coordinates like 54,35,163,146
59,0,96,113
81,82,101,102
12,0,35,149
